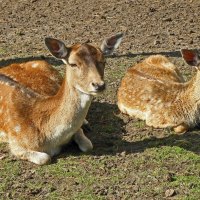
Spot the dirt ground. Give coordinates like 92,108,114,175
0,0,200,199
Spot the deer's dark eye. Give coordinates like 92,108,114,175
70,63,78,67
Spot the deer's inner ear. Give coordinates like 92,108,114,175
181,49,199,66
100,32,123,55
45,37,69,59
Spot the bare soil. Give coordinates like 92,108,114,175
0,0,200,199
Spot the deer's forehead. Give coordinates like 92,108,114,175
69,44,104,64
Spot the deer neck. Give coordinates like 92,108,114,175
32,67,92,133
56,67,92,119
186,70,200,102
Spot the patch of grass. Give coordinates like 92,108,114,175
0,145,199,199
147,146,200,162
131,147,200,198
0,48,7,55
0,55,200,199
0,159,21,194
169,175,200,199
133,120,146,129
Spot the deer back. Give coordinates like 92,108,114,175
117,55,187,126
0,60,63,96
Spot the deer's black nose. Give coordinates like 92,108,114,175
92,82,106,92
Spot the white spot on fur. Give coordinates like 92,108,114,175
14,125,21,133
50,76,56,81
0,131,6,137
156,99,162,104
20,89,25,94
162,62,174,69
140,94,150,101
138,74,163,83
32,63,39,68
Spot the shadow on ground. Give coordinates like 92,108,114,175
109,50,182,59
56,101,200,163
0,56,63,67
0,50,182,67
1,53,199,164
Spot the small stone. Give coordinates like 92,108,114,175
6,193,11,198
120,151,126,157
165,189,176,197
149,7,156,12
189,40,193,44
189,30,195,34
163,17,172,22
189,19,194,23
154,40,161,45
101,15,106,20
164,173,173,181
0,154,6,160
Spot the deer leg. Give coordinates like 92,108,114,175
81,119,92,133
49,147,61,157
73,128,93,152
10,144,51,165
173,123,189,134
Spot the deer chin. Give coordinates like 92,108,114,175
75,85,92,96
89,92,100,96
89,90,105,96
75,84,104,96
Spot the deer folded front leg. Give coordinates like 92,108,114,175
73,128,93,152
173,123,189,134
11,146,51,165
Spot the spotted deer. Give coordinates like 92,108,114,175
118,49,200,134
0,33,123,165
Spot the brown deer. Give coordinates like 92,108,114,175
0,33,123,165
118,49,200,134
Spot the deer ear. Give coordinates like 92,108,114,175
181,49,200,66
101,32,123,55
45,38,69,59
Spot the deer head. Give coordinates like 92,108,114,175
45,33,123,95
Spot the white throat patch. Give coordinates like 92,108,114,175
80,92,92,108
75,85,92,108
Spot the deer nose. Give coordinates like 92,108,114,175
92,82,106,92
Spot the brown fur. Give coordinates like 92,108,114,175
0,34,123,165
118,54,200,133
0,60,63,95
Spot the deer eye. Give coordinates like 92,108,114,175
69,63,78,67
